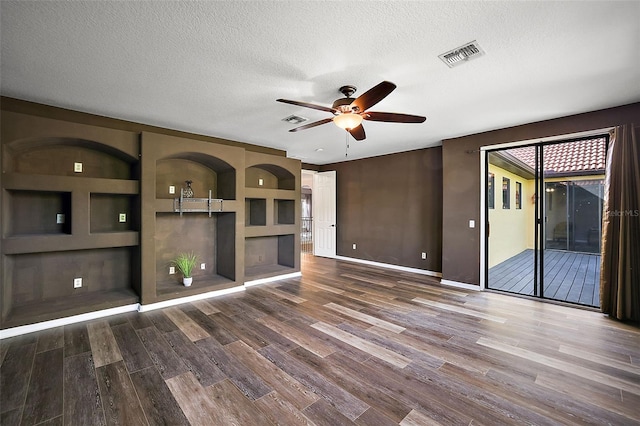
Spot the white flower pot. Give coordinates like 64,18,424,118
183,277,193,286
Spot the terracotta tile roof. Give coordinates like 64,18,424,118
508,137,606,174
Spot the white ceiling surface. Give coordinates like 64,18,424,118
2,2,639,165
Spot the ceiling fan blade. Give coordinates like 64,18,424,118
363,111,426,123
348,124,366,141
288,117,334,132
277,98,337,114
351,81,396,112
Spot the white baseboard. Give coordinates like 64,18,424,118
335,256,442,278
0,303,140,340
440,279,480,291
138,285,245,312
244,271,302,287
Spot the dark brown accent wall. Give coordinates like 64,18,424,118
442,102,640,286
321,147,443,272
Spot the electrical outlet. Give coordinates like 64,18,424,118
169,185,175,194
74,162,83,173
73,278,82,288
169,266,175,274
352,243,357,250
56,213,65,224
258,178,264,186
118,213,127,223
200,263,206,270
421,252,427,260
258,255,263,262
469,220,475,228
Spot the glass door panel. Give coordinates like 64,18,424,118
486,149,537,296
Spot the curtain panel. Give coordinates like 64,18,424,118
600,124,640,322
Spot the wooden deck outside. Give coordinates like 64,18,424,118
489,249,601,307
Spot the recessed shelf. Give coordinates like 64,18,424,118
5,190,72,236
246,165,295,190
245,234,295,280
275,199,295,225
245,198,267,226
91,193,138,233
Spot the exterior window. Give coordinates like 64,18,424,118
488,173,495,209
515,182,522,209
502,177,510,209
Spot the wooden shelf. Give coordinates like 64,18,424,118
2,288,139,329
244,187,295,200
155,275,238,300
2,173,139,194
245,225,297,238
245,264,297,281
3,232,139,254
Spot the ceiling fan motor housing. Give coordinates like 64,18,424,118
333,85,359,113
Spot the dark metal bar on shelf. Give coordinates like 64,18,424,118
174,189,223,216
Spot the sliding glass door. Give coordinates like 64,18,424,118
486,137,606,307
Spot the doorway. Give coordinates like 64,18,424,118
485,137,607,307
301,170,337,258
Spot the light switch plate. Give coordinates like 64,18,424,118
352,243,357,250
56,213,65,224
469,220,475,228
74,162,83,173
118,213,127,223
200,263,206,270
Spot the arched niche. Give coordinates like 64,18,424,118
156,152,236,200
4,137,138,179
245,164,296,190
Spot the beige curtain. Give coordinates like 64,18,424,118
600,124,640,322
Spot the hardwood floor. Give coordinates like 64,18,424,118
2,254,639,425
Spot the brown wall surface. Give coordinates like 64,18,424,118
322,147,443,273
442,102,640,286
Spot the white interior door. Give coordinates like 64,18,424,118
313,170,336,258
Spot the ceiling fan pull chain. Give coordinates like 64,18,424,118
345,131,350,157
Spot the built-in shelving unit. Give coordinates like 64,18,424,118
140,132,244,305
1,112,141,328
1,103,302,332
243,152,301,282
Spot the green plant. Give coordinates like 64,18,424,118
171,252,198,278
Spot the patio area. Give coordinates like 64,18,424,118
488,249,600,307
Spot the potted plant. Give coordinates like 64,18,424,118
171,252,198,286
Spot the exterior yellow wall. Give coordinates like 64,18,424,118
487,164,535,268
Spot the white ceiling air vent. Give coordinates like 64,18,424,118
282,115,307,124
439,40,485,68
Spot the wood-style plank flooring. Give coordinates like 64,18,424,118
489,249,601,307
2,254,639,425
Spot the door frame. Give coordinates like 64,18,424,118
479,127,613,291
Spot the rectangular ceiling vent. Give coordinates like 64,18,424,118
439,40,485,68
282,115,307,124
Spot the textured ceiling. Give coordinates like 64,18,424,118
1,1,639,165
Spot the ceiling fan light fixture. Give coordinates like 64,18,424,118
333,113,363,130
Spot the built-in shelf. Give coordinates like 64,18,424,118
5,190,72,236
275,199,295,225
2,288,139,330
244,234,295,280
246,198,267,226
1,115,141,329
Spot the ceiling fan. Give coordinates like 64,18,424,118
277,81,426,141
